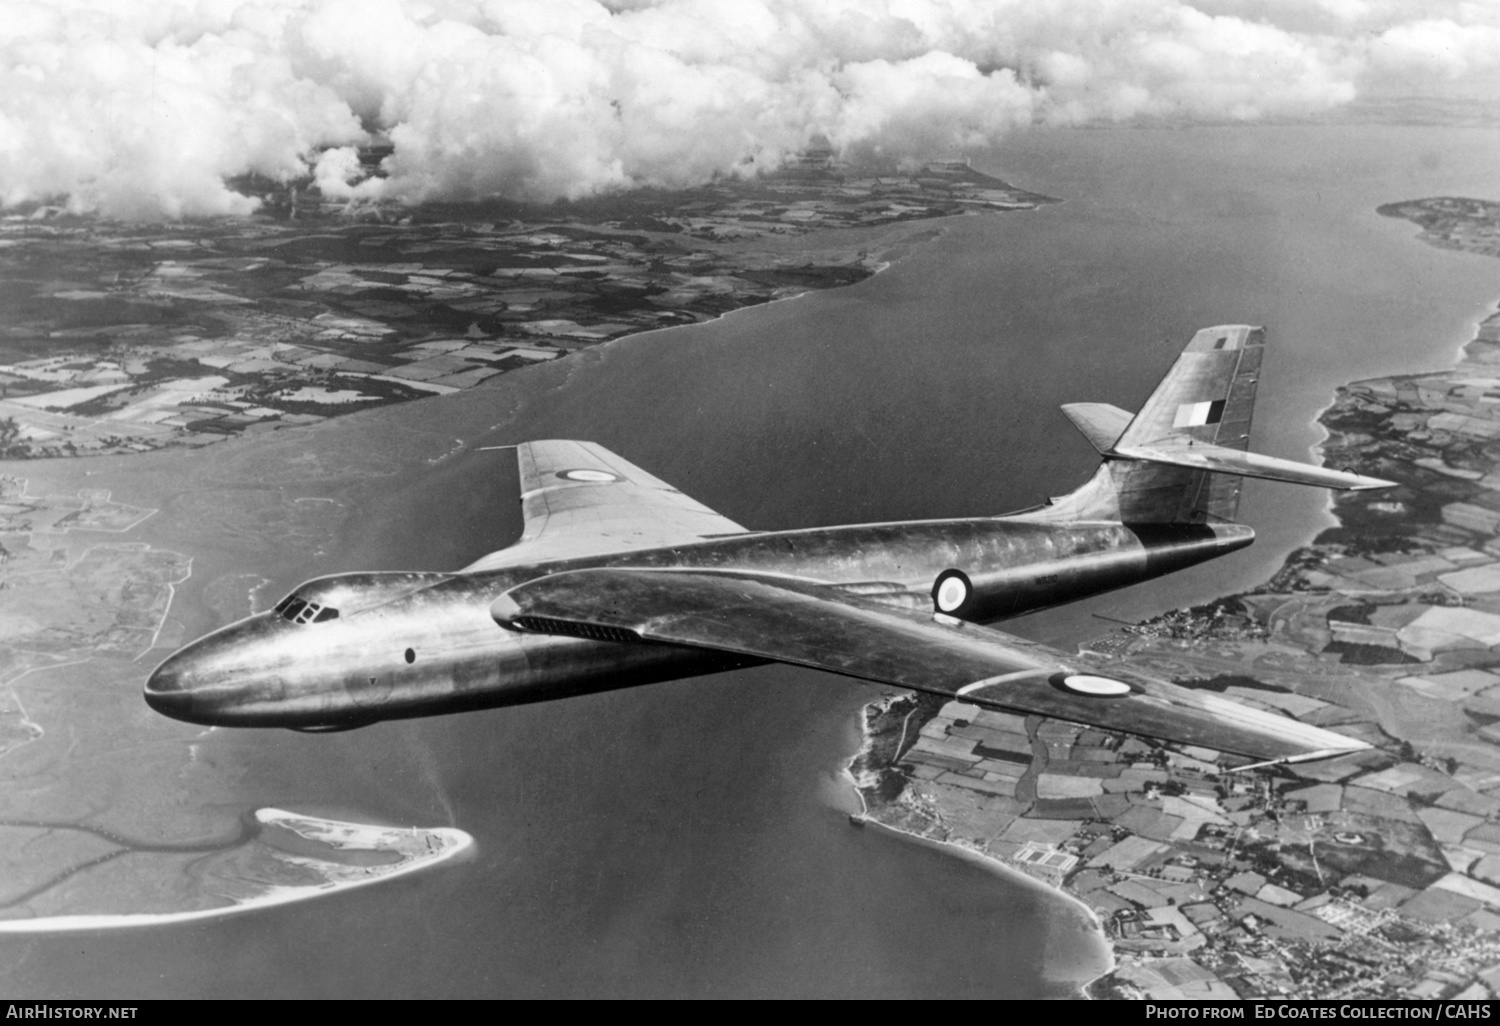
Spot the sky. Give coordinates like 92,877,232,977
2,0,1498,219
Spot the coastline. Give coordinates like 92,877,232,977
1296,289,1500,554
862,816,1114,992
1290,280,1500,582
17,130,1500,998
840,699,1116,995
365,220,957,469
841,697,1108,923
0,808,474,933
842,194,1500,1000
0,159,1048,463
577,221,953,362
0,189,1040,938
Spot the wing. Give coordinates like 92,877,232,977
462,440,748,571
491,567,1370,764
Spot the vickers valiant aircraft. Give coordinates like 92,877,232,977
146,326,1393,764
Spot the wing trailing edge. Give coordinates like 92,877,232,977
491,567,1371,765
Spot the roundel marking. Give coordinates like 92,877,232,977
557,469,620,483
931,569,973,615
1057,674,1133,697
936,576,968,612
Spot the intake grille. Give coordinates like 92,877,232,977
512,616,640,644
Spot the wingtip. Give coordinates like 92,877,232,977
1346,475,1399,491
1226,737,1373,774
1311,465,1398,491
1322,464,1397,491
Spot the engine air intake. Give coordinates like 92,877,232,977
511,616,640,644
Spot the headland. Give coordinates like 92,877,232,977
0,808,472,931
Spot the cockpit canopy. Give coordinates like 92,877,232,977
273,595,339,624
271,571,453,625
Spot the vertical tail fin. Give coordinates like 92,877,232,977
1125,324,1265,452
1043,326,1264,524
1028,325,1390,526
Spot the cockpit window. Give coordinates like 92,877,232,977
273,595,338,624
267,570,448,624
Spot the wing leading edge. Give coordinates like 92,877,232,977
491,567,1370,764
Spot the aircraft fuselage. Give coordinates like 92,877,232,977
145,516,1251,730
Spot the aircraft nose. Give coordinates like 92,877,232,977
144,649,199,722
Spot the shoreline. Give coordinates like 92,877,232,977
860,814,1114,993
0,808,475,934
841,195,1500,999
0,216,966,468
1289,244,1500,591
546,220,953,365
15,136,1500,996
839,706,1116,996
0,197,1032,939
483,218,960,459
0,157,1047,464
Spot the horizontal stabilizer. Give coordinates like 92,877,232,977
1111,441,1395,491
493,567,1371,763
1061,403,1133,454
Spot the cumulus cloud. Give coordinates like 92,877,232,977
1,0,1497,218
1370,16,1500,85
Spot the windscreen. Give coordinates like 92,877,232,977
272,595,339,624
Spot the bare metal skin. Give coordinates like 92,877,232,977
144,326,1391,761
144,518,1248,729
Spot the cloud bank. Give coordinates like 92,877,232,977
2,0,1497,218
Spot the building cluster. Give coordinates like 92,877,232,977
868,680,1500,999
